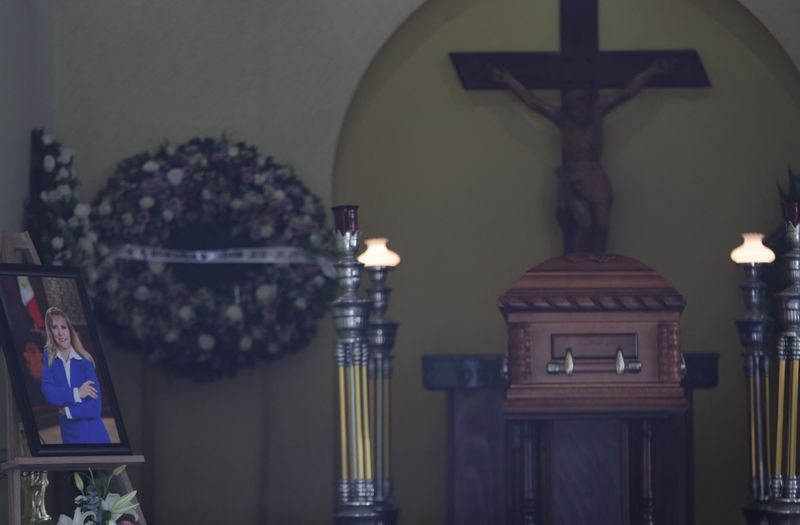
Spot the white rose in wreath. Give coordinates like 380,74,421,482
198,334,216,351
74,203,91,219
167,168,184,186
225,305,244,323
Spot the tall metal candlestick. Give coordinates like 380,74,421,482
331,206,379,524
732,233,775,525
767,211,800,525
359,236,401,524
365,264,399,524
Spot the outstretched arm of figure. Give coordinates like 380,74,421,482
490,64,561,123
597,59,670,115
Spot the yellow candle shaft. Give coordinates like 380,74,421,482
384,378,391,476
750,378,757,477
765,374,772,478
789,360,799,476
362,366,373,480
369,379,376,450
776,359,787,475
338,367,349,480
353,365,365,480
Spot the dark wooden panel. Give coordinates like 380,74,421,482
550,419,625,525
423,353,717,525
449,387,508,525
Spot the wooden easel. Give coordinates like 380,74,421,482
0,231,147,525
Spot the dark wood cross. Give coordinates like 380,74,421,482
450,0,710,92
450,0,710,255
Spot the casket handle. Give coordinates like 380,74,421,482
546,347,642,375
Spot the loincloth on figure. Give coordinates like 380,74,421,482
556,162,612,207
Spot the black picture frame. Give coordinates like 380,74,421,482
0,263,131,456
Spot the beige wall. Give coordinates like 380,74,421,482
51,0,422,523
0,0,52,230
739,0,800,71
0,0,51,515
334,0,800,524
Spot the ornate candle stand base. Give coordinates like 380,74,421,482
743,501,770,525
375,504,399,525
335,506,382,525
767,502,800,525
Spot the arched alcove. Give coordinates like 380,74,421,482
334,0,800,522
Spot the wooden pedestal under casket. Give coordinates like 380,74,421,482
499,254,687,415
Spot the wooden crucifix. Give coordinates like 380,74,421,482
450,0,710,254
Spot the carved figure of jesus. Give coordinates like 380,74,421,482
492,60,667,253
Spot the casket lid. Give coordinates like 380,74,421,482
498,253,685,317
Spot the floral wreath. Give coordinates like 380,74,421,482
28,132,335,380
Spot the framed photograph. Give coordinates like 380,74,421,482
0,263,131,456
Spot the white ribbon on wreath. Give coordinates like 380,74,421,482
114,244,335,278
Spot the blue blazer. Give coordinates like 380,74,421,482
41,350,111,444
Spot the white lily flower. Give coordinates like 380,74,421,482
100,490,139,524
56,508,95,525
